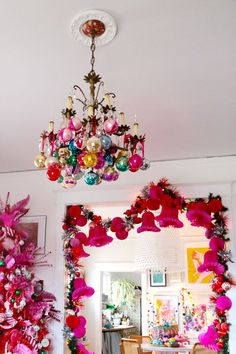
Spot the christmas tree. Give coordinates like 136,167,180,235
0,194,59,353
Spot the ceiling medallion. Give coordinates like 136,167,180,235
34,12,150,188
70,9,117,46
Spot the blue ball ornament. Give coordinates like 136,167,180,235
100,135,112,150
115,156,129,172
104,154,113,166
69,139,80,154
84,171,99,185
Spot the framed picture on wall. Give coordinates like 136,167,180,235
184,240,214,286
153,294,179,324
150,271,167,287
16,215,47,255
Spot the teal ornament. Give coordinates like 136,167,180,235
69,139,80,154
100,135,112,149
40,351,46,354
104,154,113,166
0,261,5,267
68,155,77,167
140,158,150,170
115,156,129,172
84,171,99,185
53,151,59,157
57,175,64,183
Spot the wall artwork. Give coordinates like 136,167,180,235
186,246,214,285
150,271,167,287
153,295,179,325
16,215,47,254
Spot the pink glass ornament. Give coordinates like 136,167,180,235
103,117,118,134
59,128,73,143
70,238,80,248
76,215,87,227
69,116,82,131
137,211,161,233
155,205,184,228
74,137,84,149
128,154,143,171
94,155,105,169
115,227,129,240
198,250,225,275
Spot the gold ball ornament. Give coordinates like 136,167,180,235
86,136,102,153
34,153,46,168
83,153,98,168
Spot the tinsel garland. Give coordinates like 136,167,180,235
62,178,235,354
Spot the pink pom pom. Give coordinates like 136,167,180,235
209,237,225,251
216,295,232,311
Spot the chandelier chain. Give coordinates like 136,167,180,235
90,32,96,73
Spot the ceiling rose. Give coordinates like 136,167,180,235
70,9,117,46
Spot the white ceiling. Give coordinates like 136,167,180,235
0,0,236,173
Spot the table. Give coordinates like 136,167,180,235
141,344,193,353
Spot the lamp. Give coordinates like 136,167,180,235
34,13,150,188
134,230,184,273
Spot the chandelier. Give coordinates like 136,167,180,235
34,17,150,188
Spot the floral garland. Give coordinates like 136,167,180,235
62,178,235,354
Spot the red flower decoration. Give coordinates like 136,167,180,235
208,198,223,213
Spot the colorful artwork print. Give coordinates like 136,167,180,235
187,247,214,284
154,296,179,324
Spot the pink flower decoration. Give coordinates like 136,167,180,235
198,250,225,275
186,201,212,228
209,237,225,251
87,225,113,247
77,343,95,354
198,325,220,351
155,206,183,228
73,315,86,338
76,215,87,227
72,278,94,300
137,211,160,233
216,296,232,311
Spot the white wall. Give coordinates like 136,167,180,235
0,156,235,353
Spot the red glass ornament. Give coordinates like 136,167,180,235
69,205,81,218
66,315,80,329
47,164,61,181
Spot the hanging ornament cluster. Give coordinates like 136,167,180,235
34,20,149,188
62,178,235,354
0,194,59,353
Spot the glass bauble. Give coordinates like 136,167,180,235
69,139,80,154
62,175,77,189
86,136,102,153
128,154,143,171
34,153,46,168
58,128,73,143
84,171,99,185
45,156,59,168
83,153,98,168
68,116,82,131
68,155,78,167
100,135,112,149
115,156,129,172
94,155,105,169
103,117,118,134
104,154,113,166
47,164,61,181
140,158,150,170
103,167,119,182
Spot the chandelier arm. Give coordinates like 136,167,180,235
95,81,104,103
73,85,87,103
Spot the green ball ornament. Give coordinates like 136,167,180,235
68,155,78,167
32,292,39,298
115,156,129,172
57,175,64,183
15,289,21,296
84,171,99,185
11,298,16,303
40,351,47,354
53,151,59,158
0,261,5,267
